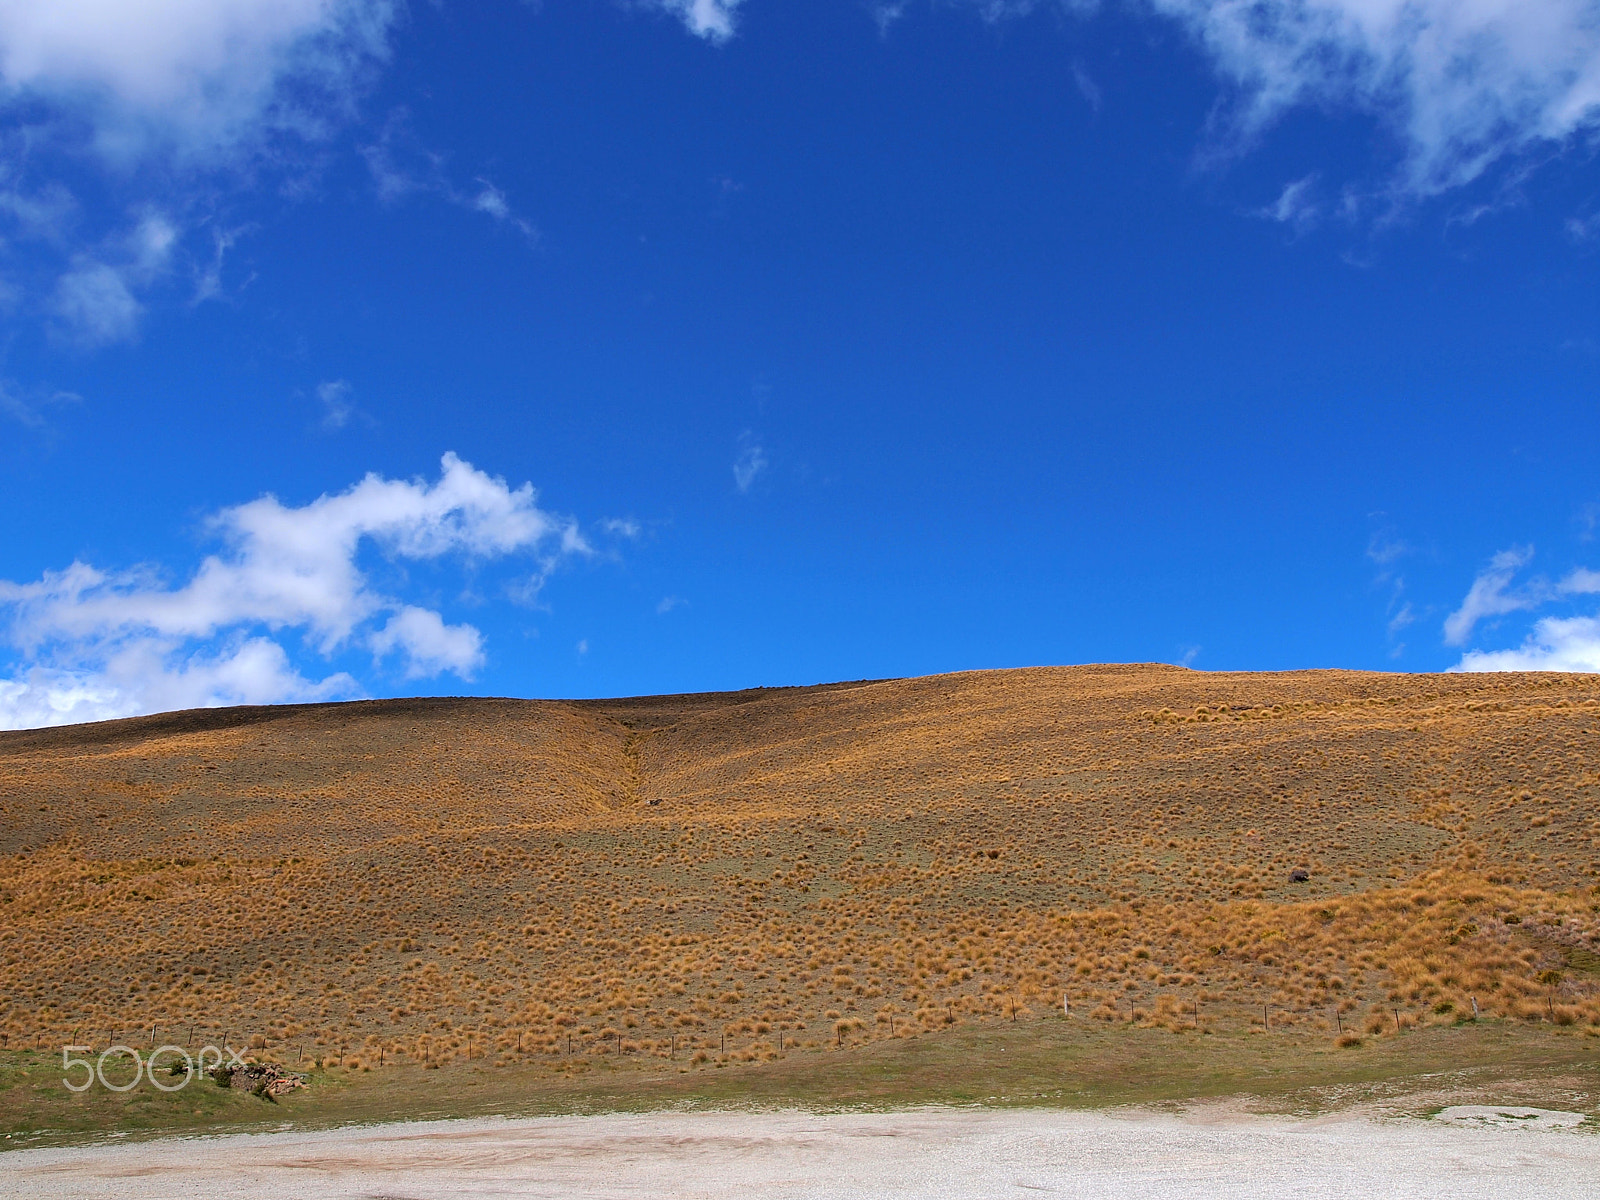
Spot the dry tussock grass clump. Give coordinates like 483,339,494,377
0,667,1597,1068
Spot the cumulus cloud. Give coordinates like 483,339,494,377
1447,546,1600,671
369,605,484,679
0,639,357,731
1454,616,1600,672
0,452,587,729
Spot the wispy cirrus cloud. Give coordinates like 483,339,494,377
733,431,767,493
1443,545,1539,645
360,110,537,239
891,0,1600,203
316,379,357,431
1137,1,1600,197
647,0,746,43
0,452,590,728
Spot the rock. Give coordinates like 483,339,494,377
228,1061,308,1094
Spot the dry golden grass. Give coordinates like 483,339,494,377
1,665,1597,1079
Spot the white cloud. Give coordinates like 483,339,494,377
0,638,357,729
0,176,76,240
0,4,391,350
1564,566,1600,593
1144,0,1600,197
370,605,483,678
316,378,356,430
360,114,538,237
1258,174,1320,232
1365,527,1410,568
0,452,586,729
1387,601,1415,637
902,1,1600,199
46,212,178,345
1454,615,1600,672
0,379,79,429
1446,547,1600,671
871,2,910,38
50,260,141,345
1071,59,1102,112
650,0,745,43
733,432,767,493
1443,548,1600,646
0,0,394,163
472,181,510,220
1443,545,1539,645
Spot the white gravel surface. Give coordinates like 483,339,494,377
2,1105,1596,1199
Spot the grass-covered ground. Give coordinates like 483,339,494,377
2,666,1598,1148
3,1012,1596,1149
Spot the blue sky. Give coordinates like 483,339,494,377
2,0,1600,727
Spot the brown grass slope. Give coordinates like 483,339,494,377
1,664,1598,1081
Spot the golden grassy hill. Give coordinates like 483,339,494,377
2,664,1598,1076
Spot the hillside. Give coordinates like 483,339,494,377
1,664,1598,1090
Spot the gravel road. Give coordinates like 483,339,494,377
3,1104,1595,1198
